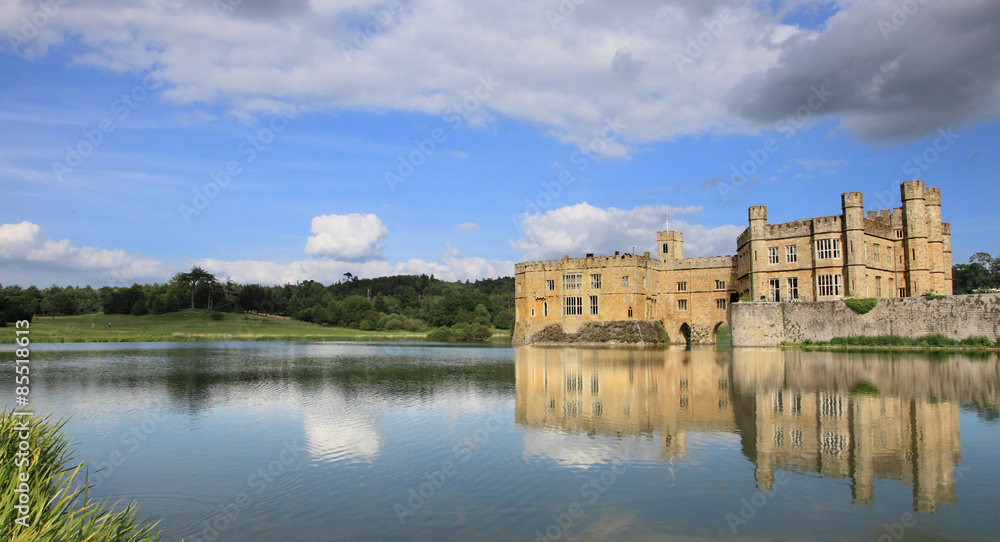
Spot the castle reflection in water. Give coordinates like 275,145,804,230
514,347,1000,513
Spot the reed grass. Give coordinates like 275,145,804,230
1,410,163,541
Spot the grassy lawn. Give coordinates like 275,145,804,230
8,311,508,344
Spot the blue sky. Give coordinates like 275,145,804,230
1,0,998,286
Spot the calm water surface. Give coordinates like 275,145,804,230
2,342,998,541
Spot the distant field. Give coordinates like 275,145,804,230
7,311,508,344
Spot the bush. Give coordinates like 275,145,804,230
493,308,515,331
359,319,374,331
960,336,993,347
402,318,426,332
130,299,149,316
426,327,453,342
383,315,404,331
209,310,225,321
462,323,493,342
844,298,878,315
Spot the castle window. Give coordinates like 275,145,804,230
662,243,668,254
816,238,841,259
873,244,880,262
715,280,726,290
563,274,582,290
622,276,630,287
912,248,916,260
677,282,687,291
591,274,602,289
899,287,907,298
543,302,548,317
889,278,894,296
678,299,687,311
531,308,535,317
546,280,555,291
786,245,797,263
768,247,779,264
787,277,799,300
518,283,522,293
627,306,633,318
563,296,583,316
875,276,882,297
896,229,903,239
716,299,727,310
768,279,781,302
589,295,598,315
818,274,842,296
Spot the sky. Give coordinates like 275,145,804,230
1,0,998,287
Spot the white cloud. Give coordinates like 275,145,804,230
510,202,742,261
454,222,480,232
0,221,514,286
196,246,514,285
304,213,388,261
4,1,995,147
0,221,170,284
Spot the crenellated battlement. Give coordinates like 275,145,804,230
514,182,951,345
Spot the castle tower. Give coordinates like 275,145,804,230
657,230,684,261
748,205,767,300
924,187,947,294
942,223,953,294
842,192,865,296
901,181,930,296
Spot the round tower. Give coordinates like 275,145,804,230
747,205,768,300
901,180,930,295
841,191,865,296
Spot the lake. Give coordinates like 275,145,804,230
3,342,999,541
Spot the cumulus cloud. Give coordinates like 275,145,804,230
726,0,1000,142
196,246,513,285
304,213,388,261
454,222,480,232
0,221,514,286
3,1,994,146
0,221,170,284
510,202,742,261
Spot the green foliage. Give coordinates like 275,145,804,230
208,310,225,321
130,299,148,316
849,380,881,397
960,336,994,347
493,308,515,331
953,252,1000,294
844,298,878,314
923,293,946,301
1,410,163,541
426,327,453,342
823,334,998,348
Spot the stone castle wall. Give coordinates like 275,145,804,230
730,294,1000,347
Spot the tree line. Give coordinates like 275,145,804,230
0,267,515,341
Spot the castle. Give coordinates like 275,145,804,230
513,181,952,345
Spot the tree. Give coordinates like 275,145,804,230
954,252,999,294
174,267,217,310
